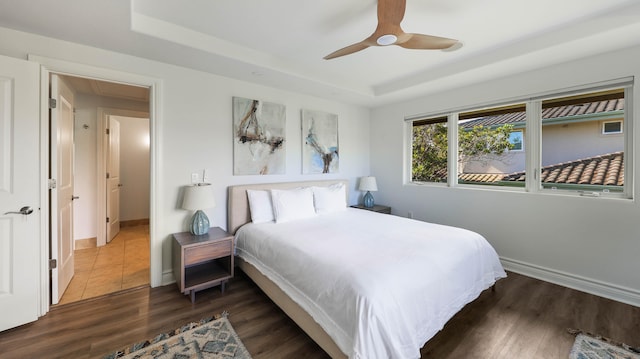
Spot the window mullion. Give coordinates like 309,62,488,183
448,113,459,187
623,86,634,199
404,120,413,184
525,101,542,192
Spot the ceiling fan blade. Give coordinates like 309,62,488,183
323,0,459,59
324,41,371,60
397,33,459,50
378,0,406,27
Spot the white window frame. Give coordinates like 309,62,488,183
534,85,632,199
602,120,623,135
405,78,633,200
405,115,450,186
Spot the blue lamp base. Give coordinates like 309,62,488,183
363,191,375,208
190,210,210,235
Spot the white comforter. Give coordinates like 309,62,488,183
235,209,506,359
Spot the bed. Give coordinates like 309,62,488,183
228,180,506,359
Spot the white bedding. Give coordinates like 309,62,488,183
235,208,506,359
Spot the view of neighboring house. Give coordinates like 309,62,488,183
459,97,625,190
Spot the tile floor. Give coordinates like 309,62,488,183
58,225,150,305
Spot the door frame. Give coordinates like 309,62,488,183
30,55,163,317
97,109,149,247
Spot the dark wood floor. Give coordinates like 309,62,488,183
0,271,638,359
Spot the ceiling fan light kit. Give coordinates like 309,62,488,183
376,34,398,46
324,0,458,60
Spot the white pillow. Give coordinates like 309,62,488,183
270,187,317,223
247,190,274,223
312,184,347,214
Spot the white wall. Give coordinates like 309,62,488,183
73,94,148,240
13,23,637,306
0,27,370,286
371,45,640,305
116,116,150,222
73,95,95,240
542,120,624,166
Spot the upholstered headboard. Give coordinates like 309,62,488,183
227,179,349,235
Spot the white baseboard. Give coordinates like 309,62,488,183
161,269,176,287
500,257,640,308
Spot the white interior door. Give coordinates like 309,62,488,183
0,55,40,331
50,74,75,305
106,116,121,242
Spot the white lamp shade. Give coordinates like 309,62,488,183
359,176,378,192
182,183,216,210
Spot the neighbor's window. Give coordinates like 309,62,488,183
602,120,622,134
509,131,524,151
457,104,525,187
540,88,625,192
412,116,448,183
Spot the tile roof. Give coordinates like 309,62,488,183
460,99,624,128
459,152,624,186
503,152,624,186
458,173,506,183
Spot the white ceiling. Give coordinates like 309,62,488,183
1,0,640,107
63,75,150,103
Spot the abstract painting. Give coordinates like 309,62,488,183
302,109,338,174
233,97,286,175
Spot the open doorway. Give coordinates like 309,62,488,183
50,74,151,305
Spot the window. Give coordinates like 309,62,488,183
603,121,622,134
412,116,447,183
509,131,524,151
457,104,525,187
407,79,632,198
540,88,626,193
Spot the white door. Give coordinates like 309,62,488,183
0,55,40,331
106,116,121,242
50,74,75,305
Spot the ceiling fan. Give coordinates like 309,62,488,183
324,0,460,60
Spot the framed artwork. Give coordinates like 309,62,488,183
302,109,338,174
233,97,286,175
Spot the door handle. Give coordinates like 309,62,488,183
72,195,80,200
4,206,34,215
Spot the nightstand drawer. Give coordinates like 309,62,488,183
184,241,231,266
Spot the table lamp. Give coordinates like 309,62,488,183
182,183,216,235
359,176,378,208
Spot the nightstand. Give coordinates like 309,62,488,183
350,204,391,214
172,227,234,303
